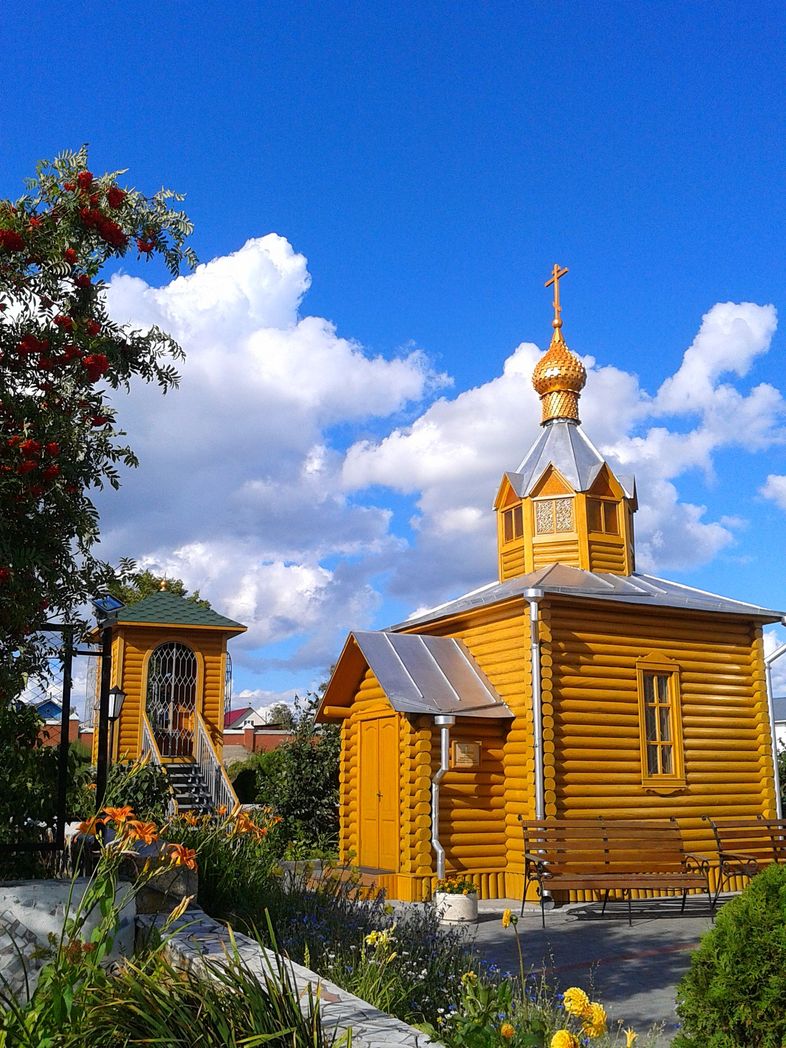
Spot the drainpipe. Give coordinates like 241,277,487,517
431,714,456,880
524,588,545,819
764,628,786,819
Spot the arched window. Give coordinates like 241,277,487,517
146,642,198,757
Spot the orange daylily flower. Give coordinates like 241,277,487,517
102,805,134,825
217,804,228,816
182,811,199,826
126,820,159,845
76,815,103,836
167,843,198,871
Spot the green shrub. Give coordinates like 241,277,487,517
675,862,786,1047
253,695,340,852
104,756,173,821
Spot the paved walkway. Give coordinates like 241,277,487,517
471,896,718,1045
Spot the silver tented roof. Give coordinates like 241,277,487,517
396,563,784,629
322,631,513,719
504,419,635,500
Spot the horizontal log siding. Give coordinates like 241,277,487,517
587,536,627,575
114,626,225,759
543,598,777,898
406,604,532,897
500,542,526,580
532,537,581,570
434,719,507,882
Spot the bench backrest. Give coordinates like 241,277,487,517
704,817,786,864
520,817,688,874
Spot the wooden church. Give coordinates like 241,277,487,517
317,265,782,902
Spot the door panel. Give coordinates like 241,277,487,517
358,716,399,872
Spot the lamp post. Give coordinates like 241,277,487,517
108,686,126,768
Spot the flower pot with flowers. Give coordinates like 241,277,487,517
433,875,479,922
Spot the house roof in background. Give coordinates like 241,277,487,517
224,706,254,727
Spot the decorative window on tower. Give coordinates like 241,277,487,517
534,497,575,535
587,498,619,535
502,504,523,543
636,654,685,791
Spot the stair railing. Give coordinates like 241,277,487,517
194,711,239,814
141,711,177,817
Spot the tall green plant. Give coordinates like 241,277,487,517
254,694,340,851
0,146,195,702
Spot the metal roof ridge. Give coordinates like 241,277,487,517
638,572,782,612
403,580,500,622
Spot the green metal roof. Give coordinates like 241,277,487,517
114,590,245,631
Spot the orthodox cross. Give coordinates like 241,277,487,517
545,263,569,329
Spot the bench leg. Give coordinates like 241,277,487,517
600,888,610,915
680,889,688,913
626,890,632,926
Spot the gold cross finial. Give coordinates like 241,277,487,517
545,263,569,331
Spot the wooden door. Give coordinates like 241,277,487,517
359,716,399,871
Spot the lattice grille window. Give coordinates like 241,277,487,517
534,497,574,535
146,642,198,758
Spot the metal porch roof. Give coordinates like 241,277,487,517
351,631,513,718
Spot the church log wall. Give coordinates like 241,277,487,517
542,597,777,897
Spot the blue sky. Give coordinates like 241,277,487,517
4,3,786,705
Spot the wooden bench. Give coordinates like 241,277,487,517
702,816,786,902
519,816,713,926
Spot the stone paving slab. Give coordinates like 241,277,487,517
469,895,718,1046
138,908,443,1048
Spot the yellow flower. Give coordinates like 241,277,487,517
460,971,478,986
501,908,512,927
581,1002,608,1039
624,1030,637,1047
500,1021,515,1039
550,1031,579,1048
562,987,591,1017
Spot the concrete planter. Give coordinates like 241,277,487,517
435,890,478,922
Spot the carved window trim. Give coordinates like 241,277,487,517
533,496,575,536
636,653,686,793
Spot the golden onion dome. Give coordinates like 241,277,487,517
533,264,586,424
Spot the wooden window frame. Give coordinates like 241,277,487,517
636,653,686,793
501,504,523,545
587,497,619,535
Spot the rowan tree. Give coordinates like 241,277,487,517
0,147,196,702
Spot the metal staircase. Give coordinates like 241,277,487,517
164,762,213,814
141,710,239,816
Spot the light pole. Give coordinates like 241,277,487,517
107,686,126,768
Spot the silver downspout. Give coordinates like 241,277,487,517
525,588,545,819
764,629,786,819
431,714,456,880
